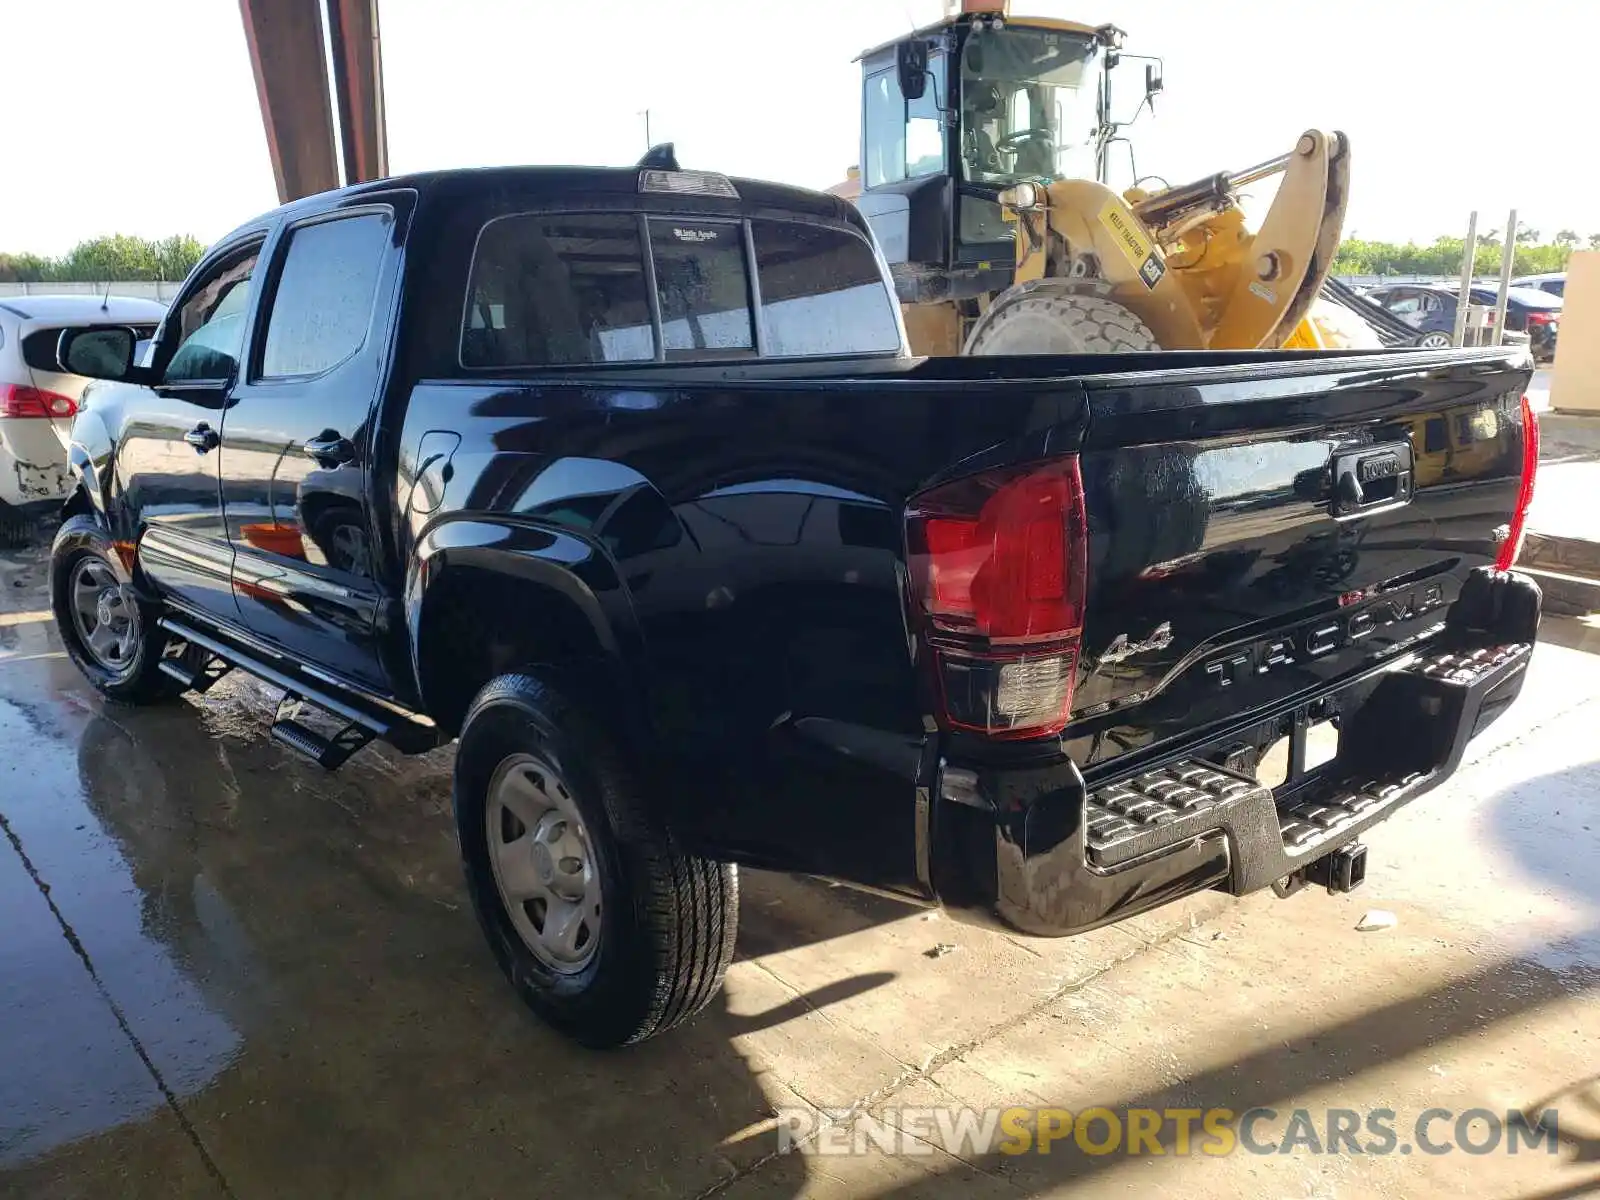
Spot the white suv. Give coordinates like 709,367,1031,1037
0,294,167,545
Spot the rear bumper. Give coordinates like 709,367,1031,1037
932,567,1542,937
0,417,75,506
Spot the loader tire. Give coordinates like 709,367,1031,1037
964,281,1161,355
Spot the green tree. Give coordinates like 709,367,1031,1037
152,235,205,282
1555,229,1580,248
0,234,205,283
1329,231,1576,279
1589,233,1600,251
0,253,51,283
1515,227,1541,245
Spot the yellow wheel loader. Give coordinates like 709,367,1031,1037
838,2,1360,356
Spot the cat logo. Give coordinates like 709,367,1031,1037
1098,199,1166,291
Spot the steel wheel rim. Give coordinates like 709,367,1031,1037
68,557,141,675
485,753,601,973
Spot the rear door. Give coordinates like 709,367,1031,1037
1381,288,1425,329
218,196,408,694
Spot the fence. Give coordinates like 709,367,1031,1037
0,280,181,303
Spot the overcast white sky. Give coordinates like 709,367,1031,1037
3,0,1597,255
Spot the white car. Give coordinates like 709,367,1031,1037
0,294,167,545
1511,272,1565,299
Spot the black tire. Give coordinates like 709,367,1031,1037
0,502,33,549
454,673,738,1047
50,515,185,704
1415,331,1453,350
964,280,1162,355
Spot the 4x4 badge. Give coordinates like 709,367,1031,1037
1097,621,1174,668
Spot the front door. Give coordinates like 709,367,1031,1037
218,199,406,694
119,237,266,617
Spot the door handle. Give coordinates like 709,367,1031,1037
183,423,219,453
1330,442,1414,519
303,432,356,468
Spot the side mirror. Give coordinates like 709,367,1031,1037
57,326,137,381
1145,61,1164,101
896,39,929,102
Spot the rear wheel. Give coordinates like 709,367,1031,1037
454,673,738,1047
964,281,1162,355
1416,331,1452,349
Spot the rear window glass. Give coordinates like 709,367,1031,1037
649,219,754,358
460,212,900,368
752,221,901,357
464,213,655,367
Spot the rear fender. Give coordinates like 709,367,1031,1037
405,517,647,738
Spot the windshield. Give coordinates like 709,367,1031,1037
960,24,1101,185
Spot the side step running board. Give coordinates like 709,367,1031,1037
158,646,234,694
270,693,376,770
156,615,440,768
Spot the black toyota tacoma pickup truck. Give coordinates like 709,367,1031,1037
50,160,1541,1047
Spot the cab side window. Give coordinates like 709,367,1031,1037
163,247,262,383
260,212,392,378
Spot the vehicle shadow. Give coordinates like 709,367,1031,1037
830,755,1600,1200
0,682,904,1198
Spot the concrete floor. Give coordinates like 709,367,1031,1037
0,542,1596,1200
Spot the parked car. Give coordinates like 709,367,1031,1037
1364,283,1556,360
1511,272,1565,299
49,160,1542,1047
0,294,166,545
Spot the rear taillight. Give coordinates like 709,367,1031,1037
1495,394,1539,571
906,458,1087,739
1525,312,1556,326
0,384,76,419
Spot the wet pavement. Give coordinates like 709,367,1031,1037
0,540,1597,1199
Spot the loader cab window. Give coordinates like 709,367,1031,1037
960,24,1100,185
862,57,947,189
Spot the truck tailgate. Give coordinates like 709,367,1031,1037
1060,349,1534,779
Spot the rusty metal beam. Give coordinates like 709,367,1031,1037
239,0,340,203
326,0,389,186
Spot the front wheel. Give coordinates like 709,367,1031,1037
1415,331,1453,349
454,673,738,1047
50,516,185,704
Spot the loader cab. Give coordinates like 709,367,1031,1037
855,14,1118,303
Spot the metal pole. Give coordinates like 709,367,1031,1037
1453,211,1477,347
642,109,652,149
1492,208,1516,346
